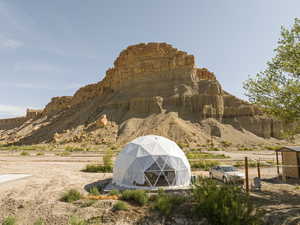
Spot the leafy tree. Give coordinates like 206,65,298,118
244,18,300,137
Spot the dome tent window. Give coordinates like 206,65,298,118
112,135,191,189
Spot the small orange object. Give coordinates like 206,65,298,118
86,195,119,200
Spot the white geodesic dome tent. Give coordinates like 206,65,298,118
112,135,191,189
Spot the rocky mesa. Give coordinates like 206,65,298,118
0,42,284,145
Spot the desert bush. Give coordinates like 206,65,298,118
152,191,186,216
192,179,262,225
82,164,112,173
20,151,30,156
121,190,148,206
80,200,96,208
69,216,87,225
177,142,189,149
191,160,220,171
36,152,45,156
60,189,82,202
2,216,16,225
113,201,129,211
33,218,44,225
88,186,100,195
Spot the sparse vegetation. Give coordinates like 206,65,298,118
121,189,148,206
60,189,82,202
79,200,96,208
56,152,71,157
191,160,220,171
220,141,232,148
69,215,87,225
113,201,129,211
264,145,282,151
193,179,262,225
65,146,91,152
36,152,45,156
2,216,16,225
82,164,112,173
20,151,30,156
187,152,229,159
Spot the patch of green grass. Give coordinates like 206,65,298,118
69,216,87,225
191,160,220,171
187,152,229,159
88,186,100,195
113,201,129,211
20,151,30,156
121,190,148,206
265,145,282,151
177,142,189,149
234,160,257,168
60,189,82,202
82,164,112,173
2,216,16,225
109,189,120,196
33,218,44,225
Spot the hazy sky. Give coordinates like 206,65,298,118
0,0,299,118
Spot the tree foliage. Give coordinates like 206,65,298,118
244,18,300,128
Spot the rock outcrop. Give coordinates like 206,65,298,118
0,42,285,145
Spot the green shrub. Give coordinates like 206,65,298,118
121,190,148,206
192,179,262,225
69,216,87,225
33,218,44,225
2,216,16,225
82,164,113,173
65,146,90,152
109,189,120,195
113,201,129,211
88,186,100,195
191,160,220,171
20,151,30,156
152,192,185,216
60,189,82,202
207,147,221,151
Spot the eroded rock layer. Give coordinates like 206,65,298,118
0,42,284,145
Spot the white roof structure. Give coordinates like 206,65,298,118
112,135,191,189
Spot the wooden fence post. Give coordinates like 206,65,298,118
257,160,261,179
276,151,280,176
245,157,249,193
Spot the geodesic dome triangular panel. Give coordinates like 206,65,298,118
112,135,191,189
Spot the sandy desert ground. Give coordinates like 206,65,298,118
1,151,300,225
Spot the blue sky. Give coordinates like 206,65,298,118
0,0,299,118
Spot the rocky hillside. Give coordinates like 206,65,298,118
0,43,284,145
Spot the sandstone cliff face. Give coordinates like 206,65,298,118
0,42,284,145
